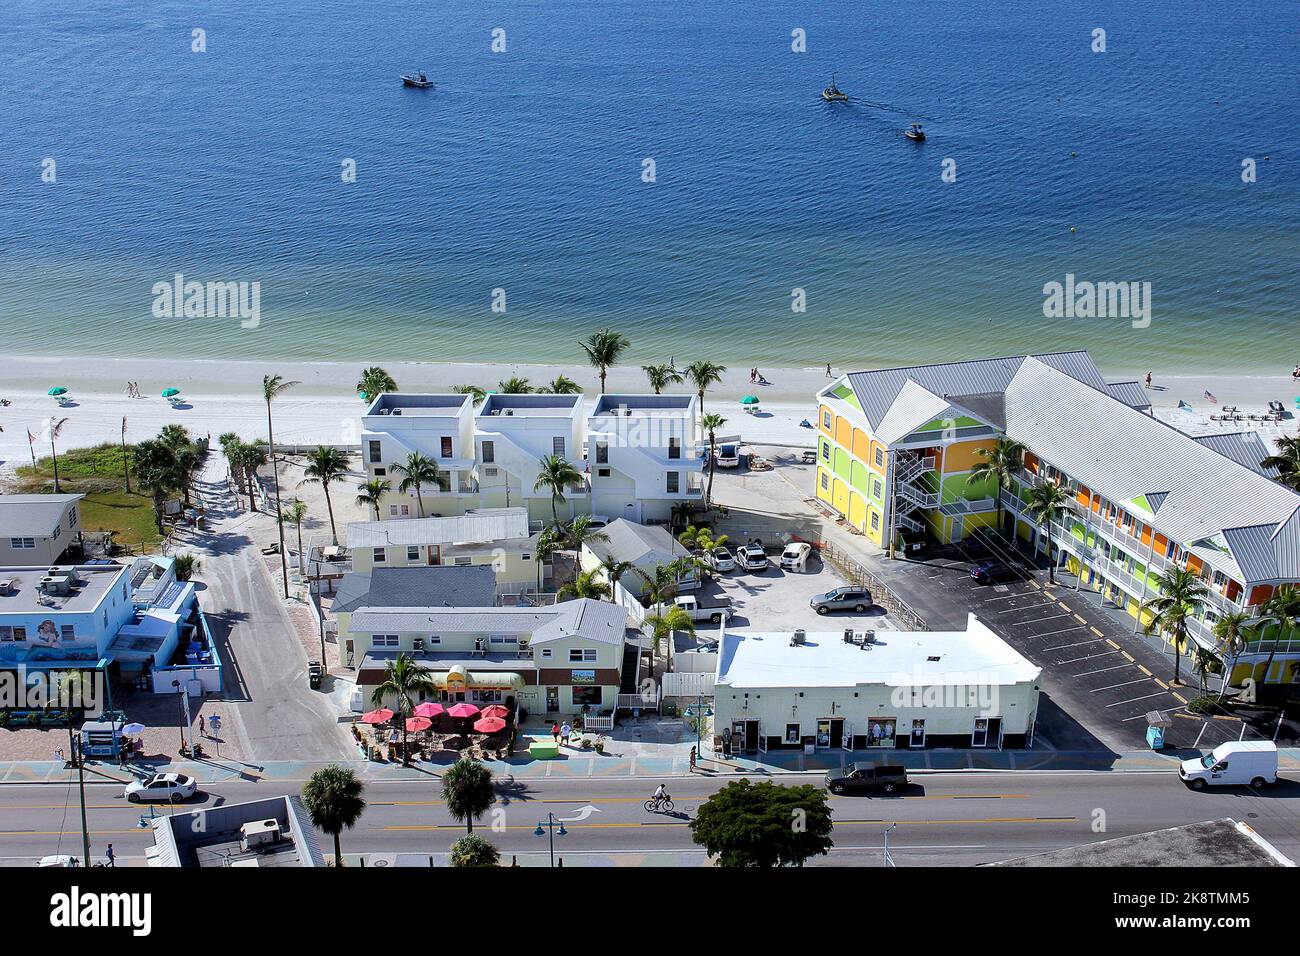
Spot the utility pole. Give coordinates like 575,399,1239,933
883,822,897,868
73,736,91,865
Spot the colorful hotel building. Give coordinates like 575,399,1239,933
815,352,1300,686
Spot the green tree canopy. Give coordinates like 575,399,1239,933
689,779,834,867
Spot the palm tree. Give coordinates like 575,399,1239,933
301,765,366,865
642,363,683,394
442,755,495,833
533,454,585,524
541,375,582,395
579,327,630,393
1024,480,1071,583
557,569,614,601
263,374,300,598
700,412,727,507
497,376,532,394
644,604,694,673
1190,645,1221,696
1141,566,1210,685
534,524,563,591
233,442,267,512
301,445,350,543
1261,435,1300,492
355,478,391,521
636,562,682,611
449,833,501,867
370,653,435,766
1258,586,1300,687
1212,611,1253,700
45,417,70,493
597,556,634,591
133,438,183,532
283,499,309,574
218,432,244,498
452,384,487,403
684,361,726,413
392,451,442,517
356,366,397,401
120,416,131,493
563,514,610,552
967,437,1026,535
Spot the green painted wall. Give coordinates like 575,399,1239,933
941,472,996,505
833,447,851,482
850,460,870,495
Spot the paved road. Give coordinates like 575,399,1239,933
4,770,1298,867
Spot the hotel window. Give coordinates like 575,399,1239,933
871,478,883,499
374,467,386,476
368,440,382,463
569,648,597,663
553,436,566,457
489,635,515,645
374,634,399,648
481,440,495,463
572,686,602,707
407,546,420,562
597,467,611,478
9,537,35,549
373,548,386,563
874,447,885,468
440,436,453,458
595,441,609,464
666,472,680,494
784,723,801,745
454,556,473,566
0,627,12,642
870,512,880,531
541,648,552,658
820,473,829,491
521,552,531,561
668,437,681,460
820,442,830,462
60,625,75,642
822,410,832,429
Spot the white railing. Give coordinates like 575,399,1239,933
617,691,659,712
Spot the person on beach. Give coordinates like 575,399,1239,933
1145,371,1152,389
826,363,832,377
1293,365,1300,382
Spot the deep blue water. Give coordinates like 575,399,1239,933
0,0,1296,370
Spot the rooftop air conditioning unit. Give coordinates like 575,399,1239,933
0,580,13,597
240,819,281,851
843,628,855,644
861,630,877,648
790,629,807,646
505,409,514,416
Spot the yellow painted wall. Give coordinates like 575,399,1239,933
848,491,867,533
819,405,834,438
832,477,849,515
816,466,833,504
865,505,884,545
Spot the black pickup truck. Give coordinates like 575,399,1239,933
824,763,908,795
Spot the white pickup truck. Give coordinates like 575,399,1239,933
673,593,733,624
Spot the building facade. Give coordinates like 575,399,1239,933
0,494,85,566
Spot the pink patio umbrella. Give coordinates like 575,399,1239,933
360,708,394,725
412,702,445,719
406,716,433,733
473,715,507,734
446,702,480,719
480,704,510,720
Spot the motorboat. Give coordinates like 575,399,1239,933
822,74,848,102
904,123,925,140
401,72,433,89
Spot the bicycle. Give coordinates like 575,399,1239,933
643,796,675,813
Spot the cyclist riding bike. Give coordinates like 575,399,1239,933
654,783,669,804
645,784,673,812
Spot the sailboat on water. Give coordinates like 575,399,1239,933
821,73,848,102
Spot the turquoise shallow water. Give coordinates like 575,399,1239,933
0,0,1295,371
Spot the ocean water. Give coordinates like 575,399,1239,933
0,0,1296,371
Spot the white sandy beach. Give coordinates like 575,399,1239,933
1,354,1296,473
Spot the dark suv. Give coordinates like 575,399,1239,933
970,559,1028,584
824,763,908,795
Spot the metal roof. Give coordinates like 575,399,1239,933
346,508,530,548
1105,380,1153,411
333,566,497,613
584,518,688,566
1191,432,1277,478
0,493,83,537
349,598,629,645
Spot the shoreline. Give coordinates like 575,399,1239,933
1,353,1296,474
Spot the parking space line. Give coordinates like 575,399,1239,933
1154,678,1169,690
1137,665,1153,676
976,590,1043,604
993,601,1057,614
1057,601,1072,610
1073,662,1134,677
1091,677,1156,693
1041,637,1101,651
1106,692,1170,708
1056,650,1120,665
1171,692,1188,704
1031,625,1088,640
1015,613,1076,626
1120,651,1135,662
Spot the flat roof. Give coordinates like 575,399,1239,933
479,393,581,417
591,394,694,417
364,393,472,417
0,494,83,537
715,613,1040,689
346,508,531,548
988,818,1293,867
0,564,128,615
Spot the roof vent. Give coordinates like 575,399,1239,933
926,655,941,662
0,580,13,597
790,629,807,646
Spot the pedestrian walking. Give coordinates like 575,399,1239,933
551,722,560,743
689,745,697,772
199,715,206,737
560,722,572,745
1145,371,1153,389
826,363,832,377
105,844,115,867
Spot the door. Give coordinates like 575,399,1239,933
545,687,559,713
624,501,640,523
910,719,926,748
824,718,844,749
428,545,440,565
972,717,989,748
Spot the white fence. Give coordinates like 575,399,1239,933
661,671,713,698
612,579,646,626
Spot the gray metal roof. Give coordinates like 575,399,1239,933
1105,380,1153,411
347,508,530,548
584,518,688,566
0,493,83,537
333,566,497,613
1191,432,1277,477
349,598,629,645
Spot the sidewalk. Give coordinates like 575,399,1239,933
10,746,1300,787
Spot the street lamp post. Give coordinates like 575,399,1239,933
682,694,713,758
172,681,186,752
883,822,897,867
312,558,327,671
533,812,568,867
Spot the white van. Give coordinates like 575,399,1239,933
1179,740,1278,790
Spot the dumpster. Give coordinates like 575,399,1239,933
1145,710,1171,750
308,662,323,690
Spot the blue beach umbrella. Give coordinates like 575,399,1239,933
47,386,68,397
161,387,181,398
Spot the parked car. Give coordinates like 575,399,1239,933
969,560,1028,584
895,530,928,555
811,586,872,614
1180,741,1278,790
736,544,768,571
708,546,736,572
586,515,611,529
825,763,908,795
715,443,741,469
673,593,733,624
780,542,812,571
124,772,197,804
38,855,81,867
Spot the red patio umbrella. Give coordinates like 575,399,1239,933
473,716,507,734
406,716,433,733
447,702,480,719
360,708,394,725
480,704,510,720
412,702,445,719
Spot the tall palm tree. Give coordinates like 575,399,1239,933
597,556,634,590
636,562,682,611
301,765,366,865
120,416,131,493
497,376,532,394
967,437,1026,534
263,374,300,598
442,756,495,834
356,366,397,401
534,524,563,591
563,514,610,552
579,327,630,393
533,454,585,524
355,478,391,521
700,412,727,507
233,442,267,512
644,604,694,673
370,653,435,766
1260,435,1300,492
1190,645,1220,695
642,363,683,395
557,569,614,601
45,417,69,493
1141,566,1210,685
133,438,182,533
391,451,442,517
1212,611,1253,700
684,361,726,413
1024,480,1071,583
301,445,350,543
541,375,582,395
283,499,309,575
1258,586,1300,687
452,384,487,403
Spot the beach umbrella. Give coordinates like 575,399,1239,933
161,387,181,398
740,395,760,405
473,715,507,734
405,716,433,733
447,702,480,719
360,708,394,725
47,386,68,397
120,722,147,736
412,701,445,719
480,704,510,720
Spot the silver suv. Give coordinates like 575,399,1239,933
810,587,873,614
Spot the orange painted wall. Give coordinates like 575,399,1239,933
1186,554,1204,575
942,439,994,472
1024,453,1039,474
1249,585,1274,606
1153,534,1169,557
852,428,871,462
835,415,852,449
869,440,887,474
1139,524,1153,547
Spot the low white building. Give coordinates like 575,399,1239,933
712,613,1040,754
